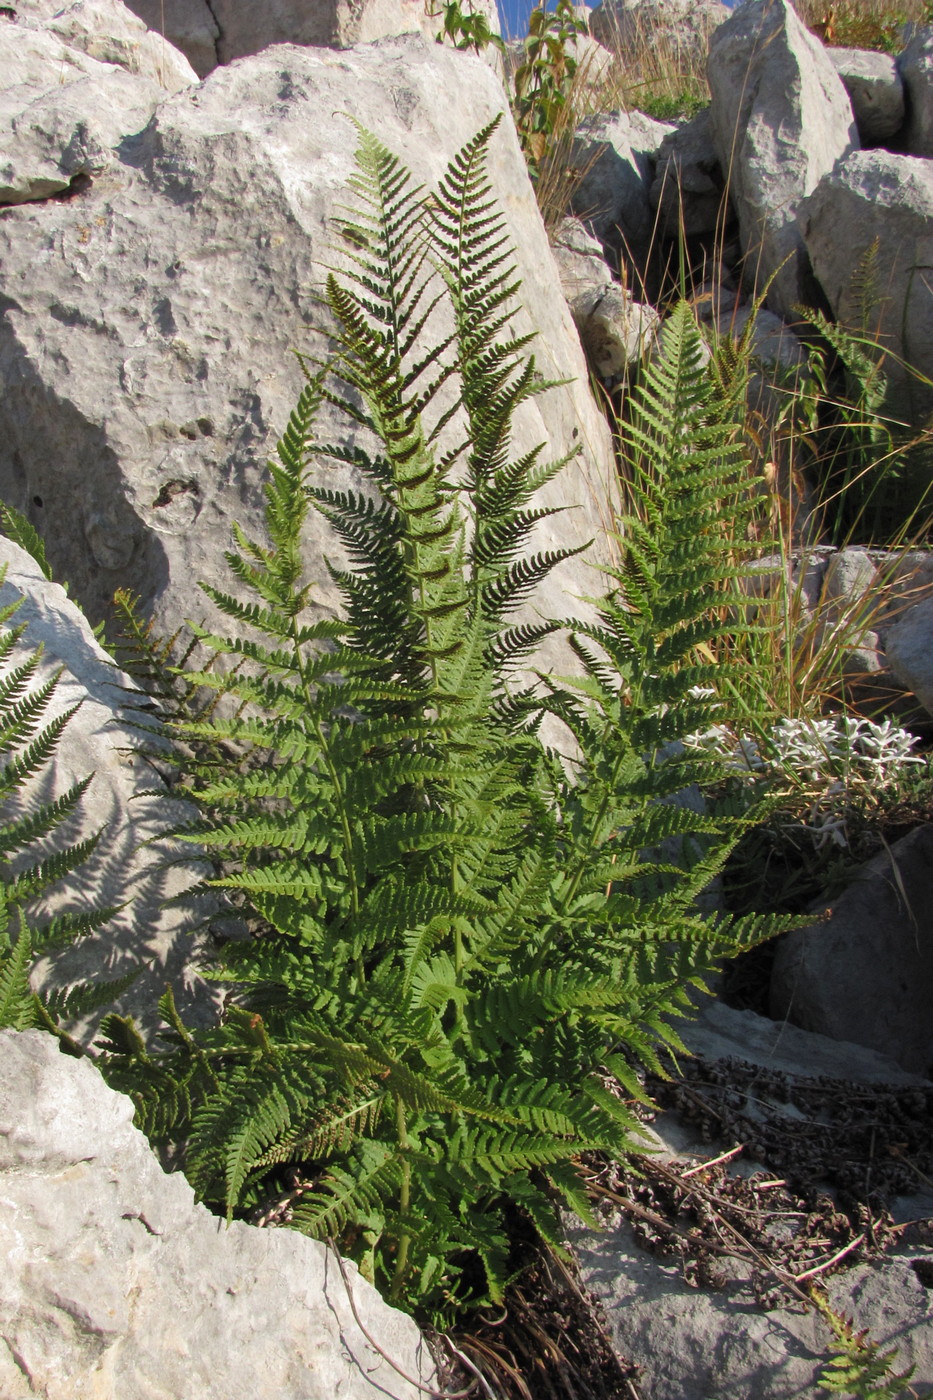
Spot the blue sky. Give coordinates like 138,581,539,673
495,0,579,40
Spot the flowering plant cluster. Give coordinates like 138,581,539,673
685,707,928,849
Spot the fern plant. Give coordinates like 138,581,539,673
0,520,119,1040
99,120,787,1322
812,1290,916,1399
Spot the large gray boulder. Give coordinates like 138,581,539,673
677,995,933,1086
0,35,617,672
771,823,933,1076
885,594,933,714
897,25,933,156
798,150,933,425
707,0,859,319
828,46,904,146
12,0,198,92
0,536,215,1040
0,1028,430,1400
120,0,500,77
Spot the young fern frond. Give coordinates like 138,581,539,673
812,1290,916,1398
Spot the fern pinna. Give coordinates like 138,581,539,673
0,536,119,1038
100,122,784,1321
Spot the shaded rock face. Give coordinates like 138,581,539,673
677,997,932,1086
0,536,215,1039
0,36,616,672
0,1028,430,1400
898,25,933,156
771,824,933,1076
707,0,858,319
650,107,730,239
799,149,933,424
828,46,905,146
885,593,933,714
552,218,659,384
120,0,500,76
568,107,674,264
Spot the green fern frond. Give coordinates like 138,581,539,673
0,913,34,1028
0,502,55,583
0,582,116,1035
812,1290,915,1398
40,964,140,1021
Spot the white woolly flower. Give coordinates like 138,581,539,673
686,709,926,852
855,718,924,783
768,717,842,782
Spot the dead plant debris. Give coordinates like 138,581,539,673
435,1215,647,1400
645,1055,933,1204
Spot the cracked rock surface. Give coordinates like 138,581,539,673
0,1029,430,1400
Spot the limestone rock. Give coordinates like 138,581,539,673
897,25,933,156
0,1028,430,1400
818,546,883,676
552,219,658,379
0,537,215,1039
650,106,729,239
13,0,198,92
0,23,166,204
119,0,218,77
120,0,500,77
0,37,617,678
884,593,933,715
589,0,729,65
569,107,674,255
552,215,613,309
677,997,931,1086
828,45,904,146
707,0,858,319
575,284,660,381
771,823,933,1075
799,150,933,424
565,31,617,96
